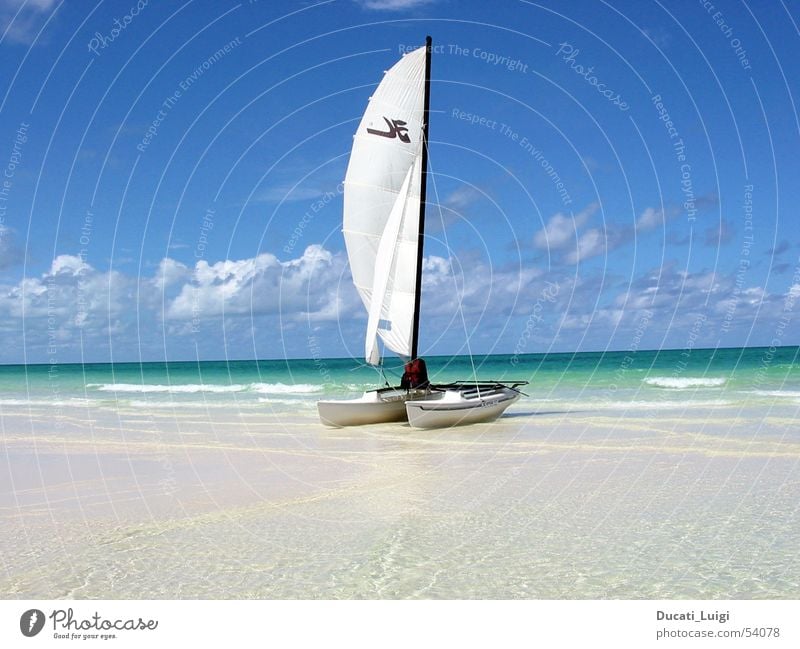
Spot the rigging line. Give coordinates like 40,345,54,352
424,153,480,388
379,362,390,388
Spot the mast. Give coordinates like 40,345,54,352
411,35,432,360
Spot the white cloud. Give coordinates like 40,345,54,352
0,225,23,268
165,245,350,321
0,0,57,45
533,202,598,251
1,241,794,363
419,253,544,323
565,228,604,265
536,203,698,265
356,0,435,10
153,257,191,290
635,207,665,231
50,253,90,276
444,186,483,211
0,246,363,361
1,254,131,327
594,263,799,350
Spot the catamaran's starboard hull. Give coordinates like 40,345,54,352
405,386,521,429
317,388,420,427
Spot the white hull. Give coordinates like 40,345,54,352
405,385,522,429
317,387,427,427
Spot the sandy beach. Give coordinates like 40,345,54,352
2,398,798,599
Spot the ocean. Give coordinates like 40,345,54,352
3,346,799,416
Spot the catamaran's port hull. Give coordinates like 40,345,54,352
317,388,422,427
405,387,521,429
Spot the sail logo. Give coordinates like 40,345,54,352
367,117,410,143
20,609,45,637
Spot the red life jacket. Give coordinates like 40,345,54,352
402,358,429,389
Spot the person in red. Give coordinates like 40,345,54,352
401,358,429,389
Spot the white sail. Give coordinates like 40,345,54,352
342,45,427,365
364,160,416,364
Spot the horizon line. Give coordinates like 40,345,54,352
2,343,798,369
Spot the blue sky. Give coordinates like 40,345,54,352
0,0,798,364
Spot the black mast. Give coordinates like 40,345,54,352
411,35,432,361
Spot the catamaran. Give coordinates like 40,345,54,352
317,37,526,428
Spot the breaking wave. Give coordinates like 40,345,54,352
643,377,727,389
250,383,322,394
750,390,800,399
88,383,246,393
87,382,324,395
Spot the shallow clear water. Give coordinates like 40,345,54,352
2,346,799,412
1,347,799,598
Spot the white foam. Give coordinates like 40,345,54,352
87,381,326,395
643,377,727,389
0,398,92,408
750,390,800,399
597,399,733,410
89,383,247,393
257,397,316,407
125,399,256,409
249,383,322,394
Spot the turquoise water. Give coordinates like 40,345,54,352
3,346,800,599
1,346,798,411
